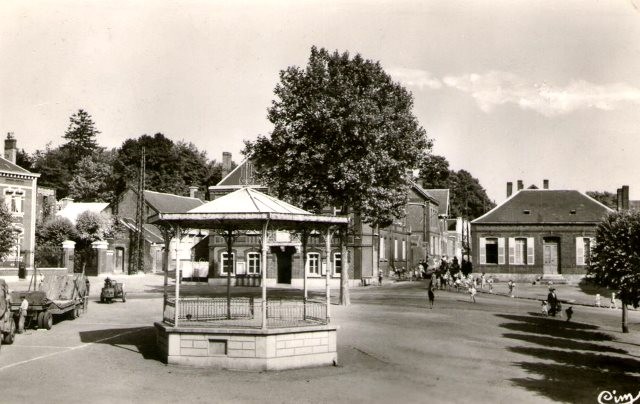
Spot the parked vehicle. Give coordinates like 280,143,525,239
10,274,89,330
100,278,126,303
0,279,16,348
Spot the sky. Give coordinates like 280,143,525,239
1,0,639,203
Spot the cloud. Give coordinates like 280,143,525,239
387,67,442,90
442,71,640,116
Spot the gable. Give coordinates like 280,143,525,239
218,159,261,186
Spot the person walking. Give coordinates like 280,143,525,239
378,269,383,286
508,280,515,298
610,292,618,309
18,296,29,333
469,283,477,303
428,286,435,309
565,306,574,322
547,287,558,316
595,293,601,307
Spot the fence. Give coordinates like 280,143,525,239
163,296,327,328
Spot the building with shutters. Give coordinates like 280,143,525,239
470,181,613,282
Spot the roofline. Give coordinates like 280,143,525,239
471,221,606,226
471,189,520,223
471,189,615,224
409,180,439,205
580,190,616,213
150,212,350,226
216,158,248,186
0,170,40,179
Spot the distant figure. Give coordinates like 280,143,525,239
378,269,383,286
595,293,601,307
480,273,486,289
541,300,549,316
428,286,435,309
469,284,477,303
487,278,494,293
565,306,574,322
18,297,29,333
547,287,559,316
508,280,515,298
610,292,618,309
450,257,460,274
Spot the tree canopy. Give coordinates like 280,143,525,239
586,191,617,210
419,154,494,219
61,109,102,160
588,210,640,332
244,46,431,227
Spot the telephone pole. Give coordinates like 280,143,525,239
132,147,146,274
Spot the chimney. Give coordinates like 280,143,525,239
517,180,523,191
221,152,232,178
543,179,549,190
617,188,623,211
506,182,513,198
4,132,16,164
189,186,198,198
622,185,630,211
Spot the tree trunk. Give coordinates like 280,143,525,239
622,303,629,333
339,227,350,306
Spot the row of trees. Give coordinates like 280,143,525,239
17,110,227,203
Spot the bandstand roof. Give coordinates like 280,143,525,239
149,187,349,230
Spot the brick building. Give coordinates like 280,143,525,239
471,181,613,282
0,133,39,273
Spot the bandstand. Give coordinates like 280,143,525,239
150,187,349,370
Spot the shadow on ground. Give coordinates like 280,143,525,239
496,313,640,403
79,327,162,362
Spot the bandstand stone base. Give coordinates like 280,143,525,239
154,322,338,371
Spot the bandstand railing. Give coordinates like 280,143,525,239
163,296,327,329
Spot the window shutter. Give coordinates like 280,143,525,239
527,237,534,265
576,237,584,266
498,238,505,265
508,238,515,265
479,238,486,264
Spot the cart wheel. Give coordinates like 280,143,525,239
37,312,45,329
3,318,15,344
122,292,126,303
43,312,53,330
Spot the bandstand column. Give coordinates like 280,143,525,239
325,227,332,321
174,226,182,327
261,220,269,329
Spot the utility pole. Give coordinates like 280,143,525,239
132,147,146,274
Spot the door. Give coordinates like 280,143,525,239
273,247,294,284
115,248,125,273
543,239,559,274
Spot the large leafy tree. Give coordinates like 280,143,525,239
32,143,74,198
245,46,431,224
419,154,494,219
74,211,115,271
245,47,431,304
588,210,640,333
34,216,78,267
68,150,117,202
112,134,219,197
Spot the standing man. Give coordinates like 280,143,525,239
18,296,29,333
547,287,558,316
428,285,435,309
378,269,383,286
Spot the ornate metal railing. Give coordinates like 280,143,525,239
163,297,327,328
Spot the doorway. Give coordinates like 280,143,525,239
115,247,125,273
272,246,295,284
543,238,560,274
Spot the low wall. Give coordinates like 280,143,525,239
484,273,585,285
155,322,338,371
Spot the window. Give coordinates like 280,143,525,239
576,237,595,266
480,237,505,265
485,238,499,264
402,240,406,260
220,252,235,275
333,253,342,275
379,237,385,259
307,252,320,275
4,189,24,214
394,239,398,260
247,252,260,274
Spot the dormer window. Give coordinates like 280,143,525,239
570,210,577,214
523,210,531,215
